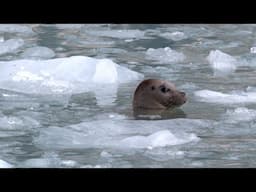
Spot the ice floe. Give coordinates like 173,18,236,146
120,130,199,148
0,115,40,137
18,152,77,168
145,47,186,64
207,50,237,74
0,24,35,35
224,107,256,123
0,38,24,55
250,47,256,54
194,89,256,104
0,56,143,95
159,31,187,41
0,159,13,168
21,46,55,59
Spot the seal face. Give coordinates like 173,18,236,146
133,79,187,109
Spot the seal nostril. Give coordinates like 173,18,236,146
180,91,186,96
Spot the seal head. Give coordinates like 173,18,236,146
133,79,187,109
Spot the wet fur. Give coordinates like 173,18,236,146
133,79,187,109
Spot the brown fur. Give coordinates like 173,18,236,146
133,79,186,109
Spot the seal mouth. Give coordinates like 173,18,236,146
168,95,187,107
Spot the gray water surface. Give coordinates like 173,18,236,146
1,24,256,168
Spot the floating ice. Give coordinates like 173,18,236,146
0,24,35,35
144,148,185,162
0,159,13,168
34,118,207,150
194,89,256,104
145,47,186,64
250,47,256,54
207,50,237,74
84,29,145,39
0,115,40,137
159,31,187,41
0,56,143,94
120,130,199,148
21,46,55,59
19,158,78,168
0,38,24,55
224,107,256,123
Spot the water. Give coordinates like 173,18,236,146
1,24,256,168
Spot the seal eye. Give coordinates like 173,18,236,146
151,86,155,90
160,85,171,93
161,86,166,93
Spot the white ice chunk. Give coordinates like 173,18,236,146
250,47,256,54
224,107,256,123
194,89,256,104
0,56,143,94
145,47,185,63
0,159,13,168
207,50,237,74
120,130,199,148
159,31,187,41
0,38,24,55
92,59,117,83
21,46,55,59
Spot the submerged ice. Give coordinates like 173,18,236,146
21,46,56,59
34,118,206,150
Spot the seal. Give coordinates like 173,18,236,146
133,79,187,109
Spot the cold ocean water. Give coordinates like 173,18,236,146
0,24,256,168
